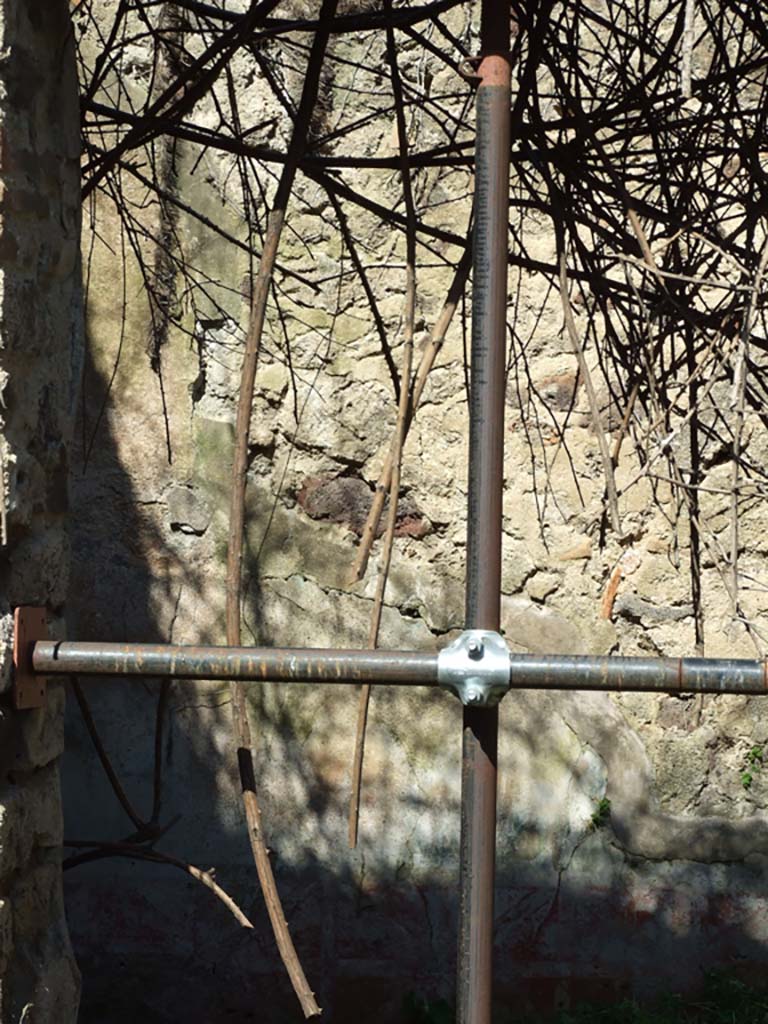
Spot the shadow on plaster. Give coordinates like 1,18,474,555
60,345,768,1023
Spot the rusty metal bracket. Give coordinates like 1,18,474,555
457,52,515,83
438,630,510,707
13,606,48,709
457,55,484,82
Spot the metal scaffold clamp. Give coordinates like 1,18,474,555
438,630,510,707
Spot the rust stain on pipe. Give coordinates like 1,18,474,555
33,641,768,696
458,3,512,1023
477,53,510,87
32,640,438,686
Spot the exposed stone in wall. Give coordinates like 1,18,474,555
0,0,82,1019
297,473,430,538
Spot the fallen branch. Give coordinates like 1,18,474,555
224,3,340,1015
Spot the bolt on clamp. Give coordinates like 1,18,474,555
437,630,510,707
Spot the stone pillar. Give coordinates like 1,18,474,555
0,0,82,1020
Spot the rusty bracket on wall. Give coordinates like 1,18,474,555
12,606,48,710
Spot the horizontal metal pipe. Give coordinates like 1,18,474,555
31,641,768,695
510,655,768,694
33,641,438,686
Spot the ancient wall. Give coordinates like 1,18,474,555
66,3,768,1022
0,0,82,1020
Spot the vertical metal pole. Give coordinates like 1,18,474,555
458,4,511,1024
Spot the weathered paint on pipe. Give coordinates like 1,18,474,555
32,641,768,695
32,640,437,685
510,654,768,693
459,2,512,1021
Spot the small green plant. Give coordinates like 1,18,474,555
504,970,768,1023
402,992,454,1024
588,796,612,832
740,744,763,790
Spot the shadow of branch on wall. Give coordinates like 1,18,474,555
62,347,768,1021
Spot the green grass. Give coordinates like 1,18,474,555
537,973,768,1023
404,974,768,1024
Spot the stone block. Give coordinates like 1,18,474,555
0,899,11,968
0,763,63,882
4,861,80,1021
166,485,211,536
8,683,66,772
502,595,585,654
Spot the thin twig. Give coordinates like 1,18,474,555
558,251,621,535
71,677,148,834
681,0,695,98
348,1,417,848
63,840,254,930
611,382,639,466
627,206,667,291
151,680,171,824
349,242,471,584
729,238,768,606
615,253,753,293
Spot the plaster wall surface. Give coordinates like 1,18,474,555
65,4,768,1022
0,0,82,1020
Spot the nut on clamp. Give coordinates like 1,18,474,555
438,630,510,707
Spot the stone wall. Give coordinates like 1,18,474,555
66,4,768,1022
0,1,82,1021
